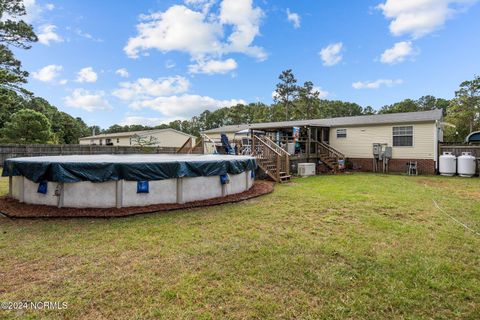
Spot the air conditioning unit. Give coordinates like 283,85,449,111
298,163,316,177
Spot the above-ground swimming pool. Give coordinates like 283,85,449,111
2,154,256,208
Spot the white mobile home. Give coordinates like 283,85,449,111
203,110,443,174
79,128,196,148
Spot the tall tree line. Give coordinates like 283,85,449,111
0,1,91,144
100,71,479,143
0,0,477,144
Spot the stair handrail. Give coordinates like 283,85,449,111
252,135,283,182
201,133,219,154
258,136,290,157
313,139,345,172
314,139,345,159
253,135,282,157
260,136,290,177
253,135,290,179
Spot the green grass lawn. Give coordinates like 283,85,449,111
1,174,479,319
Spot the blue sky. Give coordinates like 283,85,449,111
15,0,480,128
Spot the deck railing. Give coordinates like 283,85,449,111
313,140,345,170
252,135,290,182
258,136,290,176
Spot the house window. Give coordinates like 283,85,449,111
336,128,347,138
117,138,120,143
393,126,413,147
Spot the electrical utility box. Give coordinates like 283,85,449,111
373,144,382,158
383,147,393,159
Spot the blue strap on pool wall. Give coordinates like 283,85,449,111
251,170,255,179
137,181,149,193
37,181,48,194
220,174,230,185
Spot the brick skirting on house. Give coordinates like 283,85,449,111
347,158,436,175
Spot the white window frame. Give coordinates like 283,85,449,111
336,128,347,138
392,125,414,147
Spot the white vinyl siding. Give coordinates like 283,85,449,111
329,122,436,160
79,129,195,147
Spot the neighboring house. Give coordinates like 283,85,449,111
79,128,196,148
203,109,444,174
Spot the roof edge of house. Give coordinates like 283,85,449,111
202,109,443,134
80,128,196,140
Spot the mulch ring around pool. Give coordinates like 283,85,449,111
0,181,274,219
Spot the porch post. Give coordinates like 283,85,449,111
307,126,311,160
251,133,254,157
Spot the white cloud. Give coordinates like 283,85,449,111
76,67,98,83
59,79,68,85
112,76,190,101
377,0,477,39
21,0,45,23
130,94,245,118
45,3,55,11
286,8,301,29
31,64,63,82
115,68,129,78
188,58,238,74
113,72,243,118
313,86,329,98
124,0,266,63
75,28,103,42
184,0,216,13
319,42,343,66
219,0,265,60
63,89,112,112
352,79,403,89
165,60,176,69
380,41,417,64
37,24,63,45
124,5,222,59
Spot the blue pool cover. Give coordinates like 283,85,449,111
2,154,257,183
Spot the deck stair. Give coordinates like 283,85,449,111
314,140,345,172
252,135,291,183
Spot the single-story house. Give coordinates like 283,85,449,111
202,109,444,174
79,128,196,148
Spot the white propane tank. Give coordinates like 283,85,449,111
439,152,456,176
457,152,476,177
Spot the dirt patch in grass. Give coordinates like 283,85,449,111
417,179,452,188
0,181,273,218
417,178,480,199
